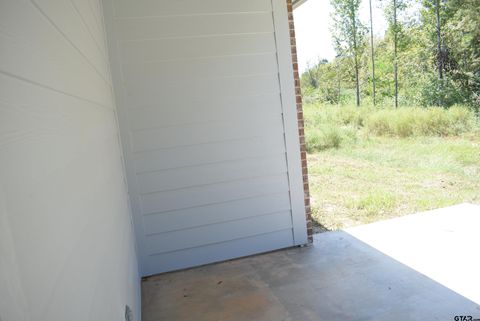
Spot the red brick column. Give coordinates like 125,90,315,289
286,0,313,242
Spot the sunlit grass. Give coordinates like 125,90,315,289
306,104,480,231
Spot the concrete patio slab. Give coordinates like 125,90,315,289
142,203,480,321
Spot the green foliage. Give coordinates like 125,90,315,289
365,105,476,137
330,0,367,106
301,59,344,104
330,0,366,56
306,126,343,152
420,76,476,108
301,0,480,109
306,103,480,230
304,104,362,151
305,104,478,152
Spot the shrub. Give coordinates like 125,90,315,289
393,111,417,137
365,106,476,137
306,126,343,152
336,105,369,127
304,103,478,152
447,105,477,135
420,76,477,109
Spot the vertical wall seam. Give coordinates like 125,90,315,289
98,0,143,277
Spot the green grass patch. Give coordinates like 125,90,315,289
348,191,398,218
365,105,476,137
304,104,478,152
306,104,480,231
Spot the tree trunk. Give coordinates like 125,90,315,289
369,0,376,105
337,57,342,105
393,0,398,108
352,10,361,107
354,53,360,107
435,0,443,81
435,0,443,106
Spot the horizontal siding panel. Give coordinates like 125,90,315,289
3,127,130,321
118,33,276,63
115,12,274,40
140,174,290,214
113,0,272,18
122,53,279,86
127,93,282,130
133,135,287,173
103,0,297,275
124,74,281,107
89,0,104,27
137,155,287,194
1,0,141,316
145,211,293,255
143,229,294,276
33,0,109,81
0,74,114,155
143,192,292,234
131,113,284,152
0,1,112,107
71,0,107,54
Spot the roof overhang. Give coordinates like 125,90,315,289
292,0,308,9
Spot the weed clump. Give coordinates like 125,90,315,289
305,104,478,152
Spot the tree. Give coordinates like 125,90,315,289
434,0,443,81
304,59,328,89
368,0,377,105
419,0,479,108
434,0,443,106
393,0,399,108
384,0,408,107
330,0,366,106
302,0,479,109
442,0,479,109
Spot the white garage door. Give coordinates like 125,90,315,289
102,0,307,276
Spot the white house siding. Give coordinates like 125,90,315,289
0,1,140,321
102,0,308,276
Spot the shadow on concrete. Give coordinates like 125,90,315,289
143,204,480,321
280,230,480,321
312,220,331,234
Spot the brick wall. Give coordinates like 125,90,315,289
286,0,313,242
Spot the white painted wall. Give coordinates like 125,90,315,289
0,1,140,320
102,0,307,276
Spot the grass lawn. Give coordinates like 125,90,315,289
305,106,480,232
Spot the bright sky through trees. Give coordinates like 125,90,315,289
293,0,388,72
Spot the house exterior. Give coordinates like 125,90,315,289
0,0,311,320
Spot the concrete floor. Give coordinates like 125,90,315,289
142,204,480,321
